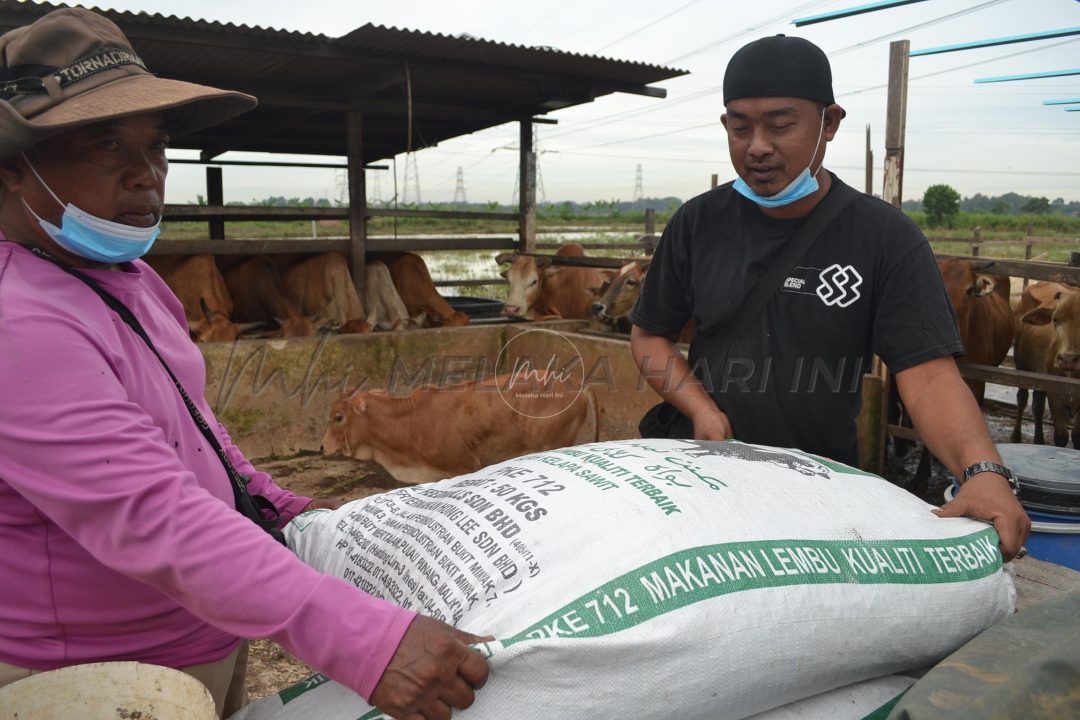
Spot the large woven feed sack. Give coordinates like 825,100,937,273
267,439,1016,720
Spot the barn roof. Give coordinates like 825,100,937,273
0,1,686,161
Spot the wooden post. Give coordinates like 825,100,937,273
881,40,910,209
865,124,873,195
1024,223,1033,290
644,208,656,236
206,166,224,240
347,111,367,298
857,373,887,475
710,173,718,190
518,119,536,253
972,226,981,257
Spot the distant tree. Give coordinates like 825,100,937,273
1021,196,1050,214
923,184,961,227
989,199,1010,214
195,194,207,206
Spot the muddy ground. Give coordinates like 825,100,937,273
243,394,1041,702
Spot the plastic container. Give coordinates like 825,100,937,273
945,443,1080,570
0,661,216,720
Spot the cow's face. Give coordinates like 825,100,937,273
321,388,373,459
1021,291,1080,372
188,296,243,343
502,256,549,319
592,262,647,321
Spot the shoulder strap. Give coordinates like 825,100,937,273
28,248,286,545
704,180,858,353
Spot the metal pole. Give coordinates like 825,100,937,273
865,124,873,196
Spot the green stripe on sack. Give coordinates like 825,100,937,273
502,528,1001,647
862,689,907,720
278,673,331,704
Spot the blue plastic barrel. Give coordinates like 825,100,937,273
945,443,1080,570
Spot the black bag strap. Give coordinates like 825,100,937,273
703,180,858,354
28,248,286,545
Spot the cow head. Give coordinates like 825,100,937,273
321,386,373,459
339,317,373,334
1021,290,1080,372
591,260,648,322
188,296,247,343
499,254,552,319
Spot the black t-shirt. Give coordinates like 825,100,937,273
629,175,963,465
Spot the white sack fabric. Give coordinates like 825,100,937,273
239,439,1015,720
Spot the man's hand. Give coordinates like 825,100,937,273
302,498,340,512
933,472,1031,562
691,407,733,441
370,615,491,720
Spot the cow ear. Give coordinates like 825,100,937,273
499,268,509,279
1021,306,1054,326
638,259,652,272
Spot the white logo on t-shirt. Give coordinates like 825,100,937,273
816,264,863,308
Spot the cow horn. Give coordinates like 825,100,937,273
535,255,552,268
494,252,515,265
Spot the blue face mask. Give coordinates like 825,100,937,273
20,155,160,264
732,108,827,208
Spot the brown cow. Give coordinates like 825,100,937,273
376,252,469,328
591,258,695,343
936,259,1014,403
1012,283,1080,448
280,252,371,333
322,372,601,484
222,255,318,337
145,254,252,342
498,244,611,320
892,261,1014,490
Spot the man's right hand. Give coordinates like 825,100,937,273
692,408,733,441
369,615,491,720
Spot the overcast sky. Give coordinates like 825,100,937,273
79,0,1079,205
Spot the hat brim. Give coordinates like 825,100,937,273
0,73,256,159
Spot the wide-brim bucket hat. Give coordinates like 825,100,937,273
0,7,256,159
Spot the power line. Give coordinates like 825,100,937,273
830,0,1013,57
663,0,834,65
596,0,707,53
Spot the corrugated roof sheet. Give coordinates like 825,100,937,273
0,1,686,161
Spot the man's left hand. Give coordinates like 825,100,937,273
302,498,341,512
933,472,1030,562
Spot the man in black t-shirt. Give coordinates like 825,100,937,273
629,35,1029,561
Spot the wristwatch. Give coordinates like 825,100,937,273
962,461,1020,497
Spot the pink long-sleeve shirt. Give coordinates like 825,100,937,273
0,240,414,700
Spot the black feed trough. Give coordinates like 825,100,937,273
445,296,505,319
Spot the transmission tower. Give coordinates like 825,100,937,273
453,166,468,205
633,164,644,203
402,152,421,205
370,169,384,205
510,126,547,205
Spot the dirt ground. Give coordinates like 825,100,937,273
243,395,1041,702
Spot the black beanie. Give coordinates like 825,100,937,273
724,35,843,114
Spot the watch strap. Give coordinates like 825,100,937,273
962,461,1019,496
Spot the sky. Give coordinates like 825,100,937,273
72,0,1080,206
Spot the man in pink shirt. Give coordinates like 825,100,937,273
0,8,488,719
